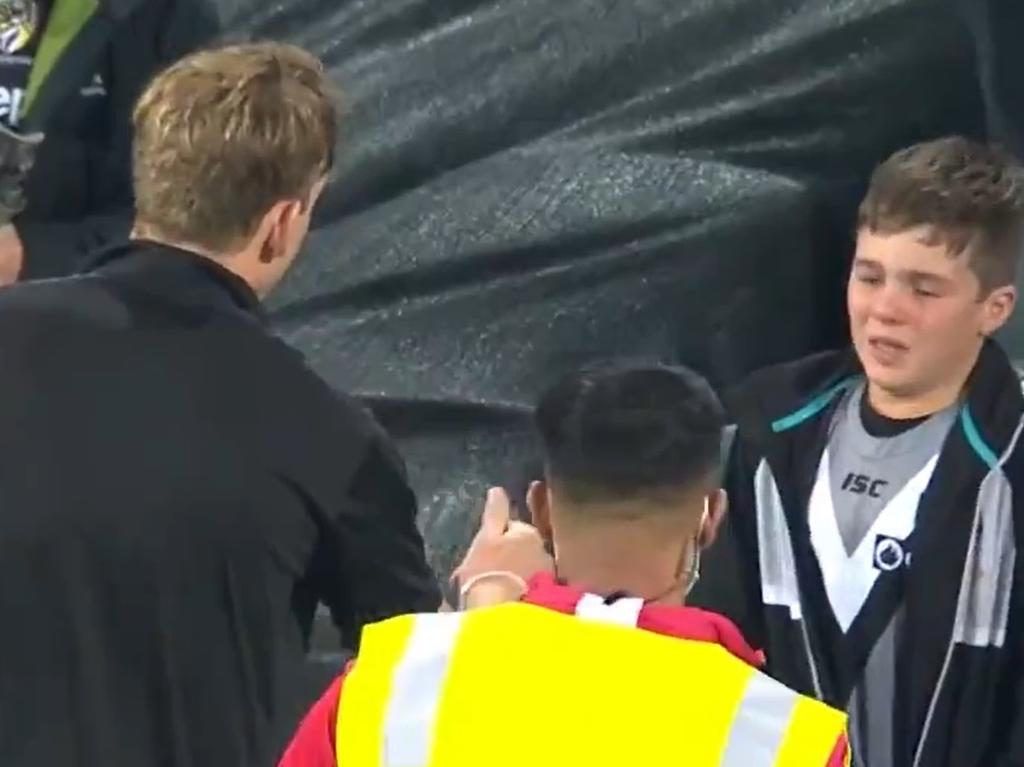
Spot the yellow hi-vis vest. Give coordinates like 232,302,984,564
336,602,848,767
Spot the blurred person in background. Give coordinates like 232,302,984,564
0,42,440,767
279,362,850,767
0,0,217,285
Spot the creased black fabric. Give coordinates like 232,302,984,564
212,0,1005,579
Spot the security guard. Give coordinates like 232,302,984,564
279,363,850,766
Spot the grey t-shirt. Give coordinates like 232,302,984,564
819,384,956,767
828,384,957,556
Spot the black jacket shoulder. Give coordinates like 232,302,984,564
724,348,860,438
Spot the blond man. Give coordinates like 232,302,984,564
0,43,440,767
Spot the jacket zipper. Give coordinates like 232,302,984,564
798,612,824,699
911,639,956,767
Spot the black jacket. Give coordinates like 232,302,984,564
0,240,441,767
692,341,1024,767
15,0,218,279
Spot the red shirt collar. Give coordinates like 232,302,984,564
521,573,766,668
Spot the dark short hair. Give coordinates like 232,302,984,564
534,362,725,506
857,136,1024,291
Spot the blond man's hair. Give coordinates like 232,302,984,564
132,42,337,251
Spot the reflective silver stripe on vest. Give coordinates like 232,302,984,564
754,459,803,620
382,612,464,766
952,414,1023,648
719,671,799,765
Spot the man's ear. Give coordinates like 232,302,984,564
527,480,553,543
259,199,302,263
698,488,728,549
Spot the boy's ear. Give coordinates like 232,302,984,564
527,480,552,542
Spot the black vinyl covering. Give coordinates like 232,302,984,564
209,0,1021,671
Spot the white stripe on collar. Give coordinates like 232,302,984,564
574,593,644,627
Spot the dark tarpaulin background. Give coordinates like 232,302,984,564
208,0,1021,682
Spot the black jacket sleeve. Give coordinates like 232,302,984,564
989,563,1024,766
690,429,767,651
17,0,219,279
314,431,442,643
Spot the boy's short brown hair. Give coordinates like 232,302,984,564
132,42,337,251
858,136,1024,291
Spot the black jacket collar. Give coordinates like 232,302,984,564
959,339,1024,459
87,239,266,322
730,340,1023,458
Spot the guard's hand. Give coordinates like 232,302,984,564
0,224,23,286
451,487,554,608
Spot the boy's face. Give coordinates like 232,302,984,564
848,226,1015,400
